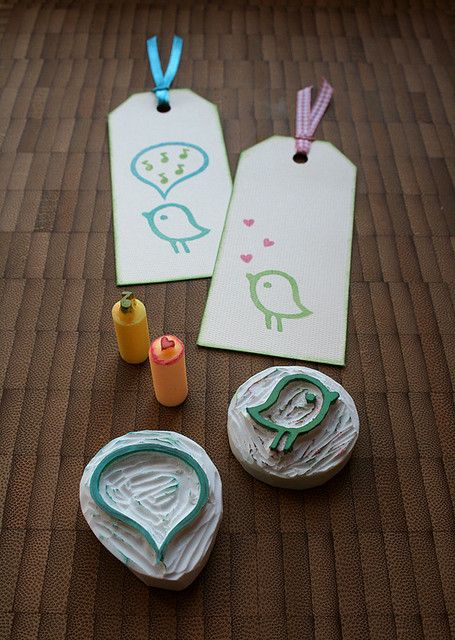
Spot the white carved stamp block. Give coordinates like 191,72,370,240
228,366,359,489
80,430,222,590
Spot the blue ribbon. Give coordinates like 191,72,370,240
147,35,183,109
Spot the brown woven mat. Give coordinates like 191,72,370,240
1,1,454,639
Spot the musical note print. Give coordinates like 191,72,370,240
160,152,169,163
159,173,169,184
175,164,185,175
179,148,189,159
142,160,153,171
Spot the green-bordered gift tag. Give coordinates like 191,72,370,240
198,83,356,366
108,36,232,285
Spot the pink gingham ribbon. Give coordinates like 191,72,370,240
295,79,333,158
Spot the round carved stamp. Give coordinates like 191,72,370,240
228,366,359,489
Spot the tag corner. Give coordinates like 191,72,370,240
322,140,356,170
109,93,141,118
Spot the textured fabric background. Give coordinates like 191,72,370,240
0,1,454,639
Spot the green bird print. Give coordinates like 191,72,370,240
246,269,312,332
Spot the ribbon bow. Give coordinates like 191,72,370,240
147,35,183,111
295,79,333,160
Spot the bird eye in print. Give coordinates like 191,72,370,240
246,269,312,332
143,204,210,254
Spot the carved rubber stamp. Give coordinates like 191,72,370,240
80,430,222,589
228,366,359,489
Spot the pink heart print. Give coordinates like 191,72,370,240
263,238,275,247
240,254,253,263
243,219,255,227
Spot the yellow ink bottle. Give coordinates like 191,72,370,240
112,291,150,364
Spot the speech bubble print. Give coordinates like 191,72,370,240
131,142,209,199
89,443,209,563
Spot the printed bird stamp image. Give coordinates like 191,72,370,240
246,269,312,332
142,203,210,254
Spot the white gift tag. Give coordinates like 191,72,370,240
108,38,232,285
198,136,356,365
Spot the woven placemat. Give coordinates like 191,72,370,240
0,1,454,639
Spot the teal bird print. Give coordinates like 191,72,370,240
142,203,210,254
246,269,312,332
